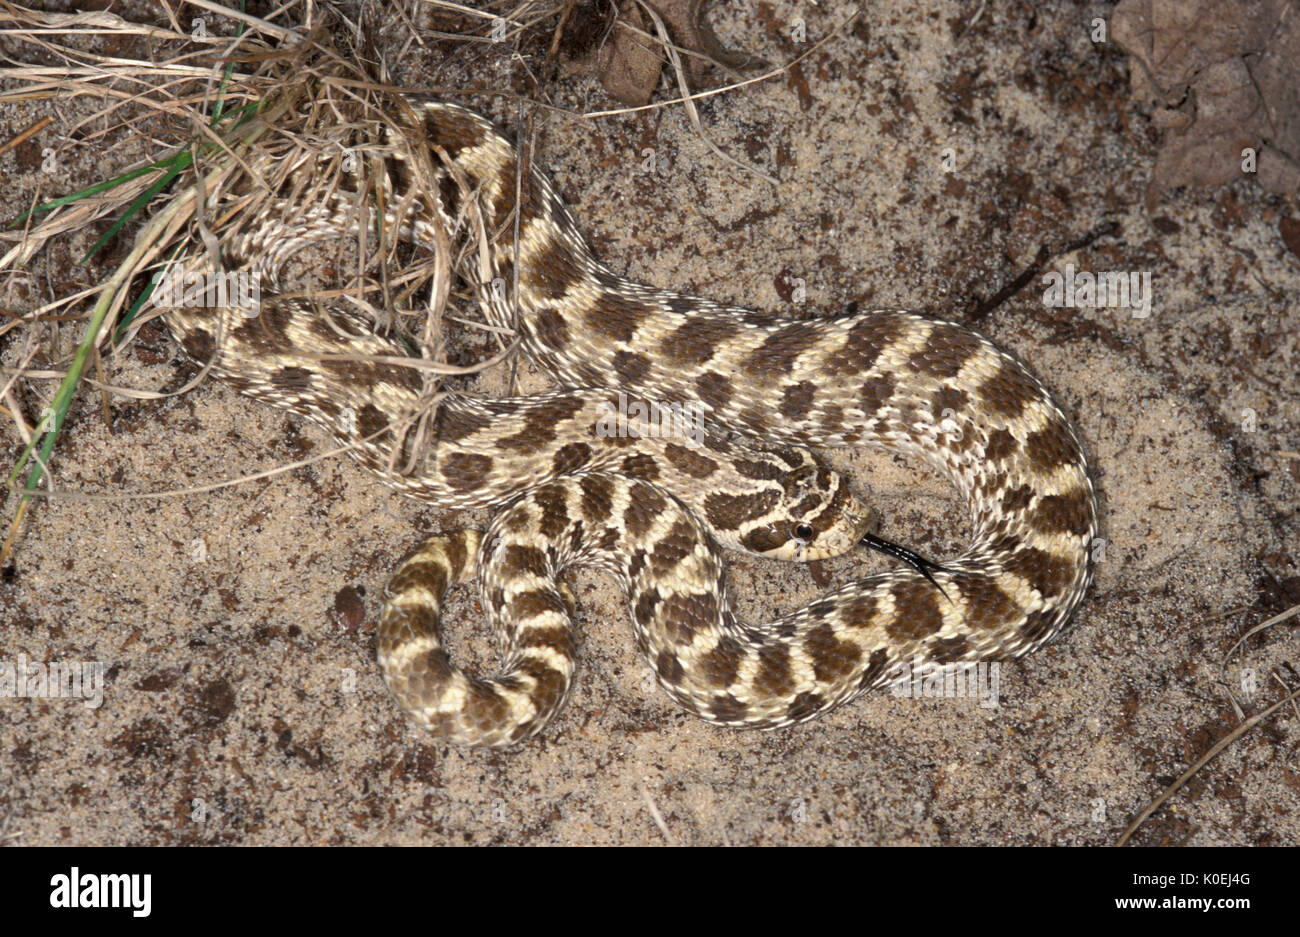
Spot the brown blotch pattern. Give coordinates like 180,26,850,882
578,473,615,523
1031,488,1094,536
744,322,821,374
619,452,660,479
753,644,796,698
440,451,493,492
708,694,749,723
531,306,570,351
356,403,389,440
271,365,314,390
704,489,779,531
649,522,695,575
909,324,982,379
437,405,491,442
959,575,1019,630
658,591,717,644
804,622,862,683
785,691,826,722
390,557,449,600
517,625,576,663
322,357,422,395
695,371,733,411
930,384,971,444
498,396,585,451
885,581,944,642
824,315,903,376
623,484,669,539
1003,546,1074,599
977,360,1037,422
510,591,568,621
425,106,491,159
779,381,817,420
733,457,786,481
437,172,460,220
551,441,592,476
442,531,470,576
663,317,741,364
928,634,971,663
656,649,684,685
858,373,896,414
533,484,571,541
511,658,568,713
231,301,295,355
180,329,215,363
662,443,718,479
701,635,743,689
1024,418,1080,474
521,232,585,300
839,593,879,629
858,648,893,690
488,159,549,234
586,293,652,343
612,351,652,385
983,427,1018,463
1000,483,1035,515
500,543,549,580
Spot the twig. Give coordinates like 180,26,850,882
0,115,52,157
1225,602,1300,660
967,220,1121,323
1116,680,1300,846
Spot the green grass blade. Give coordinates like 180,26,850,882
77,153,191,265
7,162,161,229
6,290,115,498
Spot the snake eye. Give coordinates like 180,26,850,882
793,524,814,540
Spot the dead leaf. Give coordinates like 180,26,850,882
1146,59,1268,211
589,1,661,107
1112,0,1300,205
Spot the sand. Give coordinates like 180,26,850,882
0,0,1296,845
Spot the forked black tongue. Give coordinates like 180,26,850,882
860,532,953,600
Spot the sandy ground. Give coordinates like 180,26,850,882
1,1,1297,845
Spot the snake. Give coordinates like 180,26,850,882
156,95,1099,748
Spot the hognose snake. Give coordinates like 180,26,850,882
157,96,1099,747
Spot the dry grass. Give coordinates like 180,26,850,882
0,0,533,565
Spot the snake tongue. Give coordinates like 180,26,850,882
859,533,953,598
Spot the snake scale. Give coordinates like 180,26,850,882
158,96,1098,748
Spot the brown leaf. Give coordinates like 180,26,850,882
592,1,662,107
1112,0,1285,104
1146,59,1266,210
1112,0,1300,205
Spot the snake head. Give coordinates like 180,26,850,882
735,460,876,562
